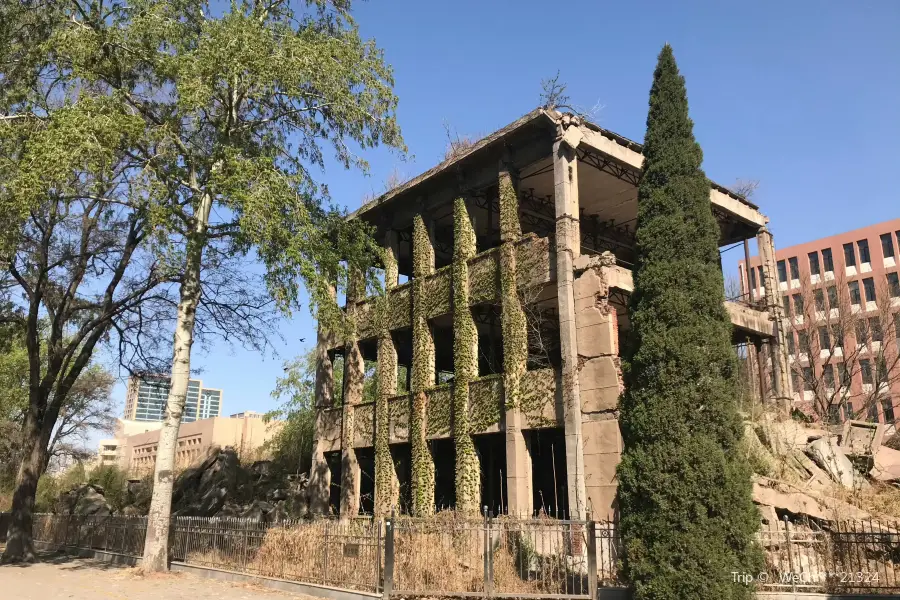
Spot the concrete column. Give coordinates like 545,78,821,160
757,227,794,410
575,257,624,523
384,229,399,289
553,129,587,520
375,231,399,515
410,215,436,516
308,325,335,514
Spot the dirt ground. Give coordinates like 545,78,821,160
0,552,319,600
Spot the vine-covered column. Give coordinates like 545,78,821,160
340,268,365,518
452,199,481,514
499,168,531,516
410,215,436,516
375,231,399,516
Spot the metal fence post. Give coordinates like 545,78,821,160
587,518,598,600
382,510,395,600
483,506,493,598
783,516,796,593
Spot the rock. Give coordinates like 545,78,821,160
122,505,142,516
269,488,288,501
806,437,857,489
72,485,112,516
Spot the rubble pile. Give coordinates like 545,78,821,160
748,413,900,524
52,446,311,521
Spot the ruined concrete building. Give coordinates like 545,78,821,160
308,109,792,522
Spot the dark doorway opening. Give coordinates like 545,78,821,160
390,443,412,514
475,433,507,516
527,428,569,518
431,438,456,510
356,447,375,515
325,450,342,515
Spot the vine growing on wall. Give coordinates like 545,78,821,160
374,239,399,515
498,176,527,410
410,215,436,516
452,198,481,513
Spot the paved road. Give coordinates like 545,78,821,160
0,554,317,600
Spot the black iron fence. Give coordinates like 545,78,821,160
758,516,900,594
14,511,900,596
170,515,383,593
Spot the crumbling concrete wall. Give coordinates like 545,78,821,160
574,254,624,522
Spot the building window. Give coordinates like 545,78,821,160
798,330,809,351
815,289,826,312
827,403,841,425
819,326,831,349
802,366,814,391
858,239,871,264
870,317,883,343
882,233,896,259
861,359,873,385
832,323,844,348
749,265,757,290
777,260,788,283
822,248,834,272
863,277,877,303
787,332,796,355
782,296,791,315
789,257,800,280
882,399,896,424
849,281,861,305
823,364,835,388
856,320,869,345
792,293,803,314
839,363,851,387
757,266,764,288
868,402,879,423
827,285,838,309
888,272,900,298
844,243,856,267
809,251,821,276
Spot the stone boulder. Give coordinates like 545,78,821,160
55,484,112,516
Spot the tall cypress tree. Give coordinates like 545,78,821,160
616,45,762,600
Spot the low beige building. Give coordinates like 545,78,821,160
120,414,281,476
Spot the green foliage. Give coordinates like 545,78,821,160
498,172,522,243
410,215,435,516
452,199,480,513
616,46,762,600
266,354,317,474
88,465,129,513
500,243,527,410
374,332,397,515
35,463,87,513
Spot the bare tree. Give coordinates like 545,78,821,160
783,271,900,425
442,121,480,162
47,365,116,464
731,179,760,201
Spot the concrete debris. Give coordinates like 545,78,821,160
840,420,885,458
806,437,858,489
752,476,873,522
757,414,825,456
871,445,900,482
54,484,113,516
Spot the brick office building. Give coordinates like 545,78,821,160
740,219,900,425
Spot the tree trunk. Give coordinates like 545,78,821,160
2,404,50,563
141,191,212,572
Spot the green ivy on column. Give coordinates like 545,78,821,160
410,215,435,516
374,238,399,516
499,172,527,410
452,198,481,514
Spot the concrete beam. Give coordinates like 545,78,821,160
578,127,768,228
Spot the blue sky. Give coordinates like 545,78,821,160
101,0,900,429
